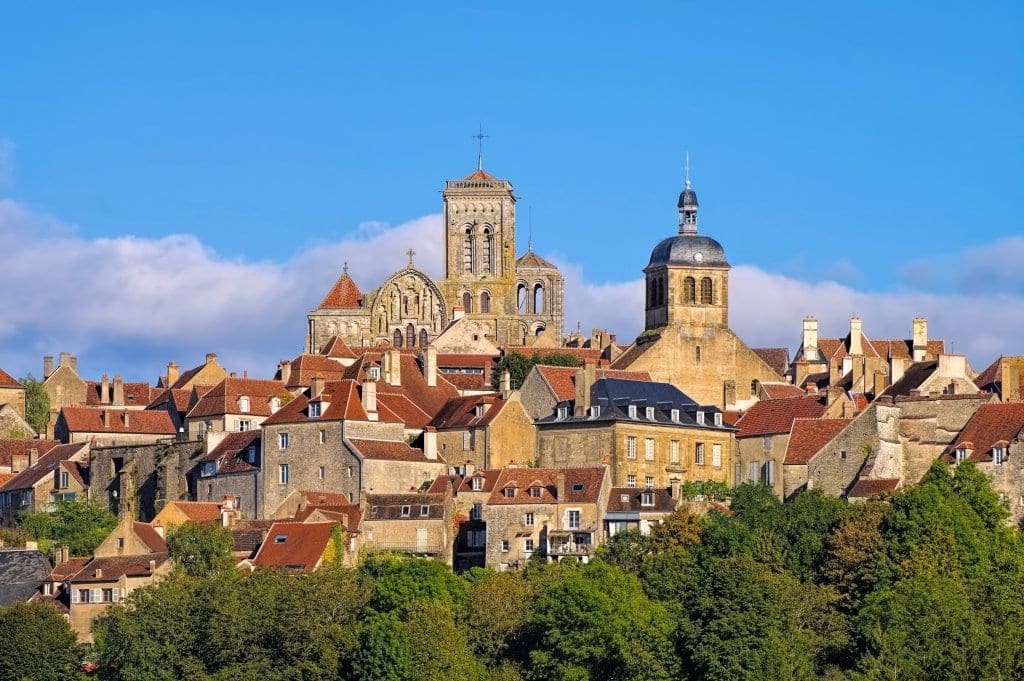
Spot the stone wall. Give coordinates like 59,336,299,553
806,405,879,497
736,433,788,497
89,440,204,521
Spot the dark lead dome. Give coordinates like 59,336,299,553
677,186,698,209
648,233,728,268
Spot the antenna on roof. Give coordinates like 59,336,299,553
472,124,489,170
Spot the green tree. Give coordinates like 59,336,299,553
18,497,116,555
464,569,534,668
596,529,652,573
351,611,412,681
166,521,233,577
404,598,486,681
0,602,82,681
360,553,467,615
19,374,51,435
492,351,582,390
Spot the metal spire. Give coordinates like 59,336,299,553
684,151,691,189
472,124,489,170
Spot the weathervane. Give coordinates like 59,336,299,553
472,124,489,170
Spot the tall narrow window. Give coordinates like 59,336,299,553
658,278,665,305
684,277,696,303
695,346,701,362
419,329,429,347
462,291,473,313
648,279,656,309
480,291,491,313
534,283,545,314
700,277,713,304
393,328,403,347
482,228,493,274
517,283,528,312
406,323,415,347
462,228,475,274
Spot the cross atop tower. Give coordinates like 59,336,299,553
472,124,489,170
406,248,416,267
343,261,348,275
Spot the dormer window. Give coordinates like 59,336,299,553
308,401,322,418
269,397,281,414
420,505,430,517
670,409,680,422
474,404,486,418
274,534,287,544
557,406,569,420
368,366,381,380
400,505,411,517
620,494,629,503
993,447,1007,465
239,396,250,413
714,412,723,426
530,486,543,498
200,461,216,477
471,477,483,491
246,446,257,464
696,411,705,425
955,447,969,463
641,491,654,507
628,405,638,419
504,487,516,499
589,405,600,418
645,406,655,420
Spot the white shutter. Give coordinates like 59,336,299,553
70,589,79,604
112,588,121,602
93,588,102,603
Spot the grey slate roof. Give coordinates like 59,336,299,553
0,549,50,605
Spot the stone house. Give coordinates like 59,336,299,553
40,353,88,425
427,468,501,571
361,491,453,564
158,353,229,392
54,406,176,446
942,403,1024,524
483,466,610,570
781,418,852,500
62,517,171,641
0,439,59,474
537,377,735,489
603,486,679,538
278,353,347,391
184,377,291,440
151,497,239,533
734,395,826,497
428,392,536,469
519,364,652,421
0,368,26,419
191,430,260,518
248,520,346,572
88,439,205,521
973,355,1024,402
52,458,89,504
0,443,89,523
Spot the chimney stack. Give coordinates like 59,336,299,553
938,354,966,379
423,427,438,460
802,316,819,361
452,306,465,321
205,353,217,365
423,347,437,388
148,559,156,572
43,356,54,380
27,448,37,467
113,375,125,406
912,317,928,362
849,317,863,356
60,545,69,563
278,360,292,385
362,380,378,420
852,356,864,394
873,370,887,397
11,453,26,473
385,349,401,386
166,361,180,386
573,364,596,416
102,410,110,428
122,411,130,428
555,471,566,501
500,369,511,399
1001,359,1021,402
310,375,325,399
100,374,111,404
889,356,906,384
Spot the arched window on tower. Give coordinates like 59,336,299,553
684,277,696,304
517,283,528,313
482,228,493,274
647,279,655,309
480,291,491,313
393,328,403,347
406,323,416,348
534,283,545,314
700,277,713,304
462,291,473,313
462,228,475,274
419,329,429,347
695,345,701,362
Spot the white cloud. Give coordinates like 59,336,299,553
0,198,1018,383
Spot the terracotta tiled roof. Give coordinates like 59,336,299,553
231,519,274,554
198,430,260,473
0,473,15,486
70,553,169,583
48,557,90,582
945,403,1024,462
752,348,789,376
365,493,445,520
735,396,826,438
59,407,176,435
59,460,90,488
488,467,605,505
320,336,358,359
298,490,353,507
84,381,158,407
784,418,851,465
0,369,23,389
0,443,88,492
516,251,558,269
462,168,498,181
758,382,806,400
186,378,289,419
429,395,504,429
872,339,944,361
318,272,363,309
606,487,676,513
252,521,338,571
0,439,59,468
284,354,346,388
457,469,502,494
441,373,488,390
847,478,901,498
535,365,652,402
133,522,168,553
293,503,361,533
147,388,193,413
263,380,369,425
347,438,433,463
975,357,1002,392
162,501,223,523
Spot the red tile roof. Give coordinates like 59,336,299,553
147,388,193,413
133,522,168,553
347,438,434,463
365,493,446,520
847,478,901,498
516,251,558,269
198,430,260,473
535,365,652,402
293,503,361,533
488,467,605,505
0,443,88,492
59,460,89,488
429,395,504,429
462,168,498,181
84,380,158,407
752,348,790,376
945,403,1024,462
70,553,169,583
298,490,354,507
0,439,59,468
186,378,289,419
758,382,807,400
436,354,498,366
263,379,370,425
320,336,358,359
162,501,223,523
736,396,827,438
606,487,677,513
284,354,346,388
252,521,338,571
318,272,363,309
784,418,852,465
59,407,176,435
440,373,488,390
0,369,23,389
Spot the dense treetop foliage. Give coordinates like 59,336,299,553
18,498,117,556
6,461,1024,680
492,351,582,390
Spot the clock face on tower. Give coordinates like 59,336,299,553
693,252,704,263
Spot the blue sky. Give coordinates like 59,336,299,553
1,2,1022,381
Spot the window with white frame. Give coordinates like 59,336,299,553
530,486,542,498
714,412,723,426
278,432,289,450
627,474,636,488
401,505,411,517
471,477,483,491
501,539,509,553
524,512,535,526
239,396,250,413
955,448,969,463
749,461,759,482
568,509,581,529
670,440,680,464
695,442,705,466
237,419,252,432
463,430,475,450
319,429,326,444
504,487,516,499
278,464,289,484
420,505,430,517
641,491,654,507
993,447,1007,465
712,443,722,468
696,410,705,425
318,466,325,480
524,538,535,553
59,471,69,489
628,405,638,419
308,401,322,418
645,406,655,420
627,436,637,459
670,408,680,422
645,475,654,488
645,438,655,460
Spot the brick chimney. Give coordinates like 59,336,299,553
362,380,378,421
912,317,928,362
802,316,819,361
278,360,292,385
166,361,180,386
555,471,566,501
573,363,596,416
423,347,437,388
113,375,125,406
310,375,325,399
206,353,217,365
849,317,863,356
100,374,111,404
43,356,54,380
423,427,438,460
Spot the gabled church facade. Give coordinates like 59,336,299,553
307,165,564,352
